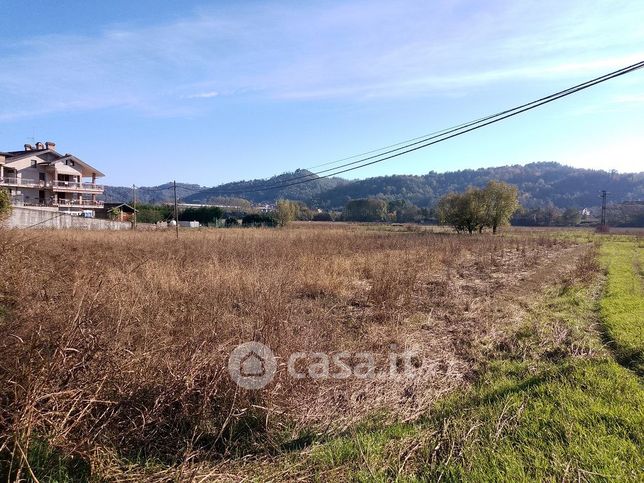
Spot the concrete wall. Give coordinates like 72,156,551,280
4,206,131,230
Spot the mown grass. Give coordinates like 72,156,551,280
600,239,644,374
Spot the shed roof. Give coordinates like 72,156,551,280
104,203,138,213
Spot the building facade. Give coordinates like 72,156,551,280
0,142,104,215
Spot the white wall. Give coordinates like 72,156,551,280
4,206,131,230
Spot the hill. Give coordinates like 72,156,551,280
104,163,643,210
182,169,349,205
102,182,204,204
316,162,644,209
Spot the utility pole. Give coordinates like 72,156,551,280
173,180,179,239
132,184,137,229
600,190,608,228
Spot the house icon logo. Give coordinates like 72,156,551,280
228,341,277,390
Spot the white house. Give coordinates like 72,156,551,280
0,142,105,215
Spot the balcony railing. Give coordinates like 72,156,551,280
54,199,104,207
0,177,103,192
48,180,104,192
0,177,42,188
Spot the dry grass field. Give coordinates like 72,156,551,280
0,225,641,481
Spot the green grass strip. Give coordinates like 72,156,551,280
599,239,644,374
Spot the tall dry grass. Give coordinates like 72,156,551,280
0,226,581,479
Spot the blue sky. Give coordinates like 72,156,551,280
1,0,643,186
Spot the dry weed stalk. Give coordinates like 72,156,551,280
0,226,581,479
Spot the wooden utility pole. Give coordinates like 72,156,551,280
132,184,137,229
173,180,179,239
600,190,608,228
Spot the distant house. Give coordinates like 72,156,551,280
95,203,137,222
0,142,105,215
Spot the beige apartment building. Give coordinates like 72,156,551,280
0,141,104,214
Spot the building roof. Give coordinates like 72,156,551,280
103,203,138,213
1,145,105,177
52,161,82,176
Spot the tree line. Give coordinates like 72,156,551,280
128,180,641,229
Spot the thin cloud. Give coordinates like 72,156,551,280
185,91,219,99
1,0,643,120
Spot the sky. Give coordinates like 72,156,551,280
0,0,643,186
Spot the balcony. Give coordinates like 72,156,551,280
53,199,104,208
0,177,103,193
0,177,42,188
48,180,104,193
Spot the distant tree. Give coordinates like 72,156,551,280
242,213,278,227
437,188,490,234
436,192,462,231
459,188,486,234
136,204,173,224
179,206,224,225
108,208,122,221
543,202,561,226
276,199,299,226
344,198,388,222
437,189,484,234
480,181,519,234
387,199,421,223
0,188,11,221
295,201,314,221
312,211,333,221
560,207,581,226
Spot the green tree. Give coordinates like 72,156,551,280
561,207,581,226
242,213,278,227
344,198,388,222
179,206,225,225
480,181,519,234
0,188,11,221
108,208,122,221
276,199,299,226
136,204,173,224
437,188,485,234
387,199,421,223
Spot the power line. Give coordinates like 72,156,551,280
208,60,644,195
304,115,503,170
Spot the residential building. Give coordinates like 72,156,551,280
0,142,104,214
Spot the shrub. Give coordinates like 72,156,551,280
0,188,11,221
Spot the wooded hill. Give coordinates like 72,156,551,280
103,162,643,210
